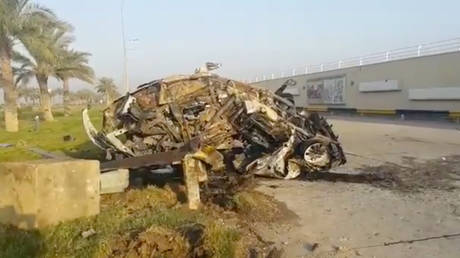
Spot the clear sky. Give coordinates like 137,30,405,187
36,0,460,92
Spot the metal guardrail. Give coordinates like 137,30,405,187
248,37,460,83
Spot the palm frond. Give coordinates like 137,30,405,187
55,48,94,84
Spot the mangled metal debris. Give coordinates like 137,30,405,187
83,63,346,208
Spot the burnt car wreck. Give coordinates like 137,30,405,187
83,64,346,208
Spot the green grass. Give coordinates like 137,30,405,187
0,187,243,258
0,107,104,162
0,108,246,257
205,222,241,258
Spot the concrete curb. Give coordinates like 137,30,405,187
298,107,459,122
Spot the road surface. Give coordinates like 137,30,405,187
256,118,460,258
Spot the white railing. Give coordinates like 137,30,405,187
247,37,460,83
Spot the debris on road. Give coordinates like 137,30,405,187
83,64,346,208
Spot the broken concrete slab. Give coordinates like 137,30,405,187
100,169,129,194
0,159,100,229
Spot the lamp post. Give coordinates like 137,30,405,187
121,0,129,93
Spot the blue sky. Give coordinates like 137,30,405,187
37,0,460,91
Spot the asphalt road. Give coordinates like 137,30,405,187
256,118,460,258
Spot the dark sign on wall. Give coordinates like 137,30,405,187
306,76,345,104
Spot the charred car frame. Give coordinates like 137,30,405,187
83,65,346,208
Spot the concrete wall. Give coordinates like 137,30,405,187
0,159,100,229
252,52,460,112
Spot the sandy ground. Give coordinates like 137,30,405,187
255,119,460,258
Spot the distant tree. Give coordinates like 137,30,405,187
0,0,56,131
17,84,32,105
29,87,39,105
55,49,94,115
50,87,63,103
16,85,39,105
95,77,120,106
71,89,98,105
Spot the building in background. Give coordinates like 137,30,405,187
251,39,460,120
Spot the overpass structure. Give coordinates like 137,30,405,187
250,38,460,120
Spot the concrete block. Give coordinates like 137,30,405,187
182,155,201,210
0,159,100,229
100,169,129,194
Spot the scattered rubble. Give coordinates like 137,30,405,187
83,64,346,208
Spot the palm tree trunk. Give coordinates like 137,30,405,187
36,74,54,121
0,44,19,132
106,93,111,106
62,78,70,116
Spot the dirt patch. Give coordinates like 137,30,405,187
101,184,287,257
101,185,179,210
199,172,254,209
100,168,298,256
109,223,213,258
190,171,297,223
303,155,460,192
110,226,190,257
358,155,460,192
301,170,403,189
233,190,298,223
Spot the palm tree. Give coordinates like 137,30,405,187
72,89,98,106
19,23,72,121
96,77,120,106
29,87,39,105
50,87,63,104
17,84,35,105
55,49,94,115
0,0,55,131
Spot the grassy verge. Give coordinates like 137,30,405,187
0,108,268,257
0,186,248,258
0,107,103,161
